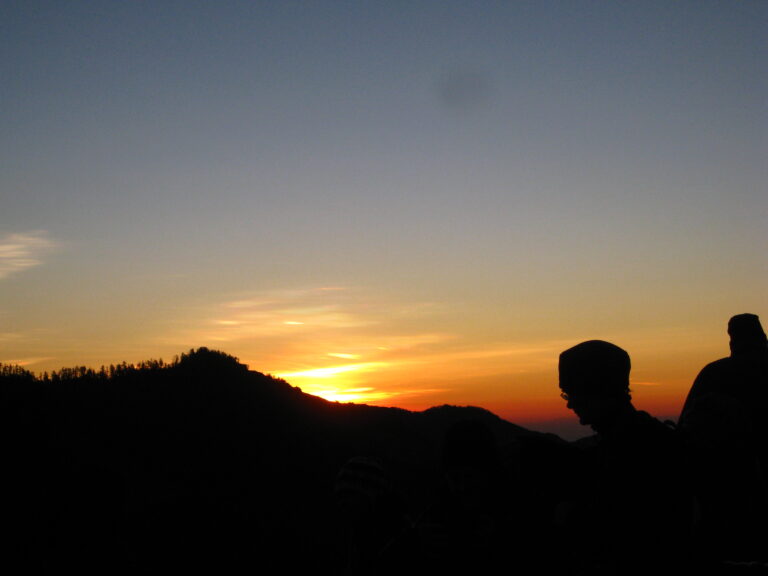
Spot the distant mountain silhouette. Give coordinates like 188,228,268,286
1,348,566,574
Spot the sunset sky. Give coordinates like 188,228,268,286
2,1,766,438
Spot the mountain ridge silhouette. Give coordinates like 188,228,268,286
1,347,567,574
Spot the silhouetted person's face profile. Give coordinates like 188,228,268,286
728,313,767,357
559,340,633,433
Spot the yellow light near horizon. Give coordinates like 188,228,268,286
310,387,393,403
277,362,386,379
276,362,392,404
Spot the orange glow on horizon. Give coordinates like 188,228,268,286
13,281,742,431
152,285,741,427
271,353,694,425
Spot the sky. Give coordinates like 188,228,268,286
2,1,766,438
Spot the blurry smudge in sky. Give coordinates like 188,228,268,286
436,67,492,113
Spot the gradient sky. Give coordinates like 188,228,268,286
2,1,766,438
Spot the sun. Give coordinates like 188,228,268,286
276,362,392,404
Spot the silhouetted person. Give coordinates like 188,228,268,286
679,314,768,562
681,314,768,420
406,419,514,574
346,420,519,574
378,419,529,576
332,456,412,574
558,340,695,575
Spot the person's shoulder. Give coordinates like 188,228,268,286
634,410,670,429
632,411,681,444
691,356,734,390
611,412,684,472
698,356,733,375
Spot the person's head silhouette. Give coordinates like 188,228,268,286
559,340,633,434
728,313,767,357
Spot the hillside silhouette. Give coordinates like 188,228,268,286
1,348,566,574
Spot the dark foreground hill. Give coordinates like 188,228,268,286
1,348,571,574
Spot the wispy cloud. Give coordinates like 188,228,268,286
0,356,55,367
0,332,24,343
161,286,571,408
168,286,449,347
0,231,58,280
159,286,457,403
277,362,387,380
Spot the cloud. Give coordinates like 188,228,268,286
277,362,386,380
0,356,54,367
171,286,449,347
167,286,566,385
0,332,23,343
0,231,58,280
159,285,576,409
